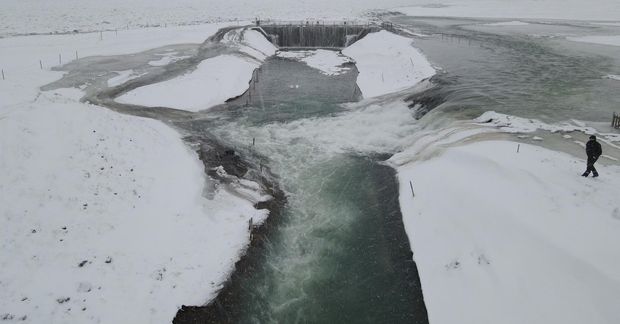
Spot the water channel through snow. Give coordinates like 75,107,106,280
42,17,620,323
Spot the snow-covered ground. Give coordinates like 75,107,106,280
343,30,436,98
0,23,270,323
277,50,354,76
116,54,259,111
107,70,141,87
393,136,620,324
117,29,276,112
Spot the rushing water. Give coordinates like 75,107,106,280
177,56,427,323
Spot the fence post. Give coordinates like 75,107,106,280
59,54,62,65
409,181,415,198
1,69,4,80
39,60,43,70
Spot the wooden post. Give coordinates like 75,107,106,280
517,144,520,153
1,69,4,80
409,181,415,198
59,53,62,65
252,137,255,146
75,51,78,60
39,60,43,70
100,31,103,41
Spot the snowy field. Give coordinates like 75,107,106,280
2,0,620,37
395,138,620,324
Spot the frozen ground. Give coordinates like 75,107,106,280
393,136,620,324
117,29,276,112
0,23,269,323
277,50,354,76
343,30,436,98
4,0,620,38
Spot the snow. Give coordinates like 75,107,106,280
222,29,278,61
395,139,620,324
567,35,620,47
397,0,620,21
117,29,276,112
3,0,620,38
277,49,353,75
117,28,275,112
474,111,620,144
107,70,140,87
0,23,229,108
482,20,530,26
148,53,191,66
1,23,269,323
604,74,620,81
342,31,436,98
117,55,259,112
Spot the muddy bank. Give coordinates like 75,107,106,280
173,135,288,324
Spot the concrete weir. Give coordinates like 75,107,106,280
255,22,376,49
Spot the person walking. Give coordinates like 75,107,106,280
582,135,602,177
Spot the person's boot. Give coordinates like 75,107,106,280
593,172,599,178
582,172,589,177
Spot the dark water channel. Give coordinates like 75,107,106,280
175,54,427,323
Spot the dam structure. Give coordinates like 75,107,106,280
253,21,378,50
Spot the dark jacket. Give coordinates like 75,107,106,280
586,139,602,158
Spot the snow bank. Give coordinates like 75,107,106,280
475,111,620,144
342,31,435,98
222,29,277,61
398,0,620,21
117,28,276,112
117,55,259,111
1,24,269,323
396,139,620,324
277,50,353,75
567,35,620,47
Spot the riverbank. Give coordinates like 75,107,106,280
391,125,620,324
0,23,269,323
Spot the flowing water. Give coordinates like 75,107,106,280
389,16,620,124
177,56,427,323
